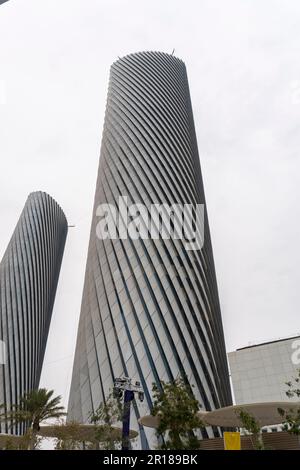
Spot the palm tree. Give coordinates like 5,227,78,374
9,388,66,449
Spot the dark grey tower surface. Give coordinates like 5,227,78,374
0,192,67,433
68,51,232,448
0,1,9,6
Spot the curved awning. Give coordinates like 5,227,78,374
139,401,300,429
38,423,138,441
0,423,138,448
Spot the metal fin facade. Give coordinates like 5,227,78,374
68,52,232,448
0,191,67,433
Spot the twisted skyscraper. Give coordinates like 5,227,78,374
68,52,232,448
0,192,67,433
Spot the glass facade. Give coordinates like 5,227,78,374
0,192,68,434
68,52,232,448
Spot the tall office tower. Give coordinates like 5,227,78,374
68,52,232,448
0,192,67,433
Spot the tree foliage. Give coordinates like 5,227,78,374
53,420,87,450
4,388,66,449
278,369,300,435
151,377,204,450
236,408,264,450
89,391,123,450
10,388,65,430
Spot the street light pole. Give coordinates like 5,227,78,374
113,377,144,451
122,389,135,450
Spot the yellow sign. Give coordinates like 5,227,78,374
223,431,241,450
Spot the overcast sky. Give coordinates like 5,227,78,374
0,0,300,409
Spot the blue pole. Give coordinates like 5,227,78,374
122,390,134,450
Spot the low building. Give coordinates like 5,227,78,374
228,335,300,432
228,335,300,405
